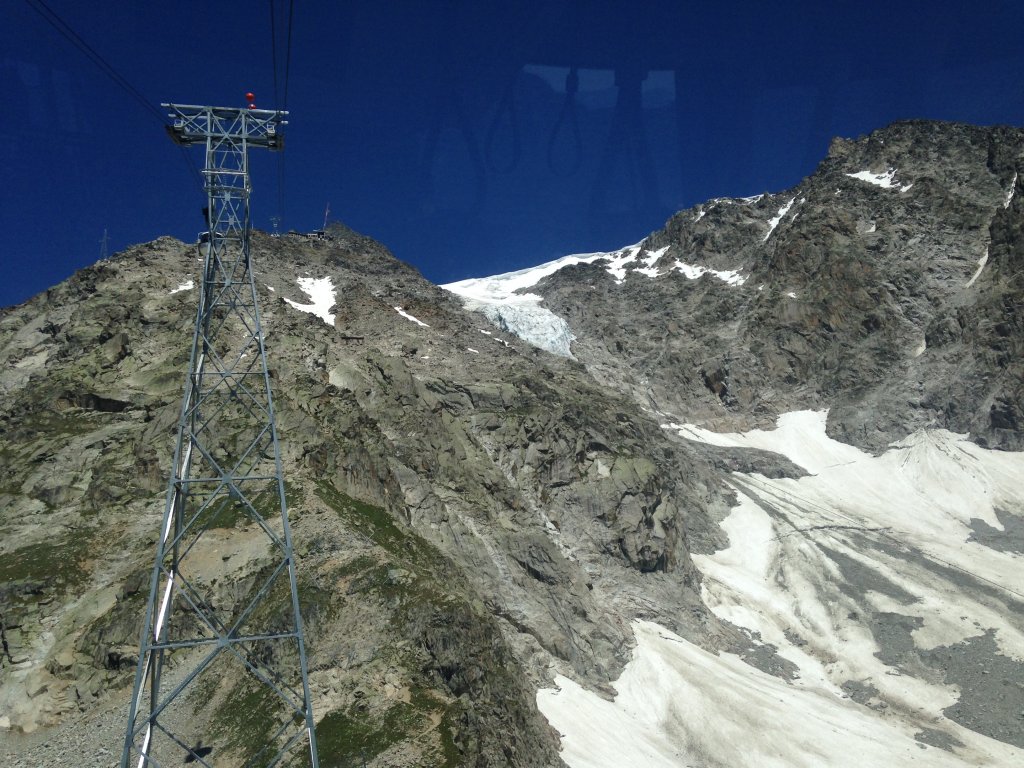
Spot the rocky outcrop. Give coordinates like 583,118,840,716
3,120,1022,766
528,121,1024,452
0,226,734,765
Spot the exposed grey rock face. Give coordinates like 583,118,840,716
2,121,1022,767
523,121,1024,453
0,226,735,766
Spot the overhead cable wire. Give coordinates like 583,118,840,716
269,0,280,108
268,0,295,230
283,0,295,109
269,0,285,228
23,0,204,194
24,0,163,121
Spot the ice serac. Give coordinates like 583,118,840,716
446,241,728,356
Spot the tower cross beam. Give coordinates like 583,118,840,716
164,104,287,149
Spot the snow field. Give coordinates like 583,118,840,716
540,412,1024,767
539,621,1011,768
763,197,796,242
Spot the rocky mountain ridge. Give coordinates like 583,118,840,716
1,119,1023,767
451,120,1024,454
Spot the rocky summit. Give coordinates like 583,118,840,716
2,120,1023,767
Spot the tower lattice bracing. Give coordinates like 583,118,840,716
121,104,319,767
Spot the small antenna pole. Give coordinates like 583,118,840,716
99,228,109,260
322,202,330,231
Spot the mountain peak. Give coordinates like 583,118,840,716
2,119,1023,766
449,120,1024,453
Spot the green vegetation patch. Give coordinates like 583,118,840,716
239,560,336,635
315,695,458,768
315,482,405,551
313,482,451,573
9,406,99,442
411,686,462,767
210,683,287,764
0,535,91,592
190,479,305,531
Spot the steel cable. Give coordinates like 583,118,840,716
23,0,205,193
268,0,294,230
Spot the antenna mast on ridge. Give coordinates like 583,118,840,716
121,98,319,767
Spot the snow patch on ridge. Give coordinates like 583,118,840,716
394,306,430,327
965,247,989,287
442,246,641,302
1005,173,1017,208
635,246,669,277
283,276,336,326
763,197,796,242
672,260,746,285
169,279,194,295
846,168,913,192
736,193,764,204
603,245,643,283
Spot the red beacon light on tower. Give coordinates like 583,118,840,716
245,92,257,110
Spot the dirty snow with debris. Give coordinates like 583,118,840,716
540,410,1024,767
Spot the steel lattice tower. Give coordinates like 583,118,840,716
121,104,319,767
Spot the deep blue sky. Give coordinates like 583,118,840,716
3,1,1023,308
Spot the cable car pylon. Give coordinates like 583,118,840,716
120,99,319,768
